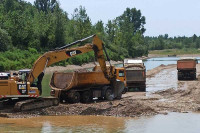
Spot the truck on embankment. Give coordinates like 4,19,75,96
50,66,125,103
123,59,146,92
177,58,198,80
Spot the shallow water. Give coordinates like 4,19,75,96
144,57,178,70
0,113,200,133
124,112,200,133
146,67,178,92
0,115,126,132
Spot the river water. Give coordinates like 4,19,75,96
0,113,200,133
1,57,200,132
117,57,200,71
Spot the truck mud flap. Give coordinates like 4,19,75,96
113,80,125,98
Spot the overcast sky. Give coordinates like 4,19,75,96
26,0,200,37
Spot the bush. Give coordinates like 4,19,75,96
0,28,12,52
0,49,40,71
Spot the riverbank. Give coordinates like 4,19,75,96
148,49,200,58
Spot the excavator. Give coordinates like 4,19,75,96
0,35,125,111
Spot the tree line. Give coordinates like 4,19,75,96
146,34,200,50
0,0,199,71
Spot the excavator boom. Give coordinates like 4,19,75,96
28,35,109,84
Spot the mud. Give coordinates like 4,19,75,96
1,63,200,118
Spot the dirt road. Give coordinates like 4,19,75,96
1,64,200,118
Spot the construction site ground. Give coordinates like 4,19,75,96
1,63,200,118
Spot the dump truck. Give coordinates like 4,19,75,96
123,59,146,92
50,66,125,103
177,58,198,80
0,35,118,110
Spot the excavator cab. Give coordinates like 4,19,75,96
18,69,30,82
18,69,42,94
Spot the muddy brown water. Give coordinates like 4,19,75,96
0,113,200,132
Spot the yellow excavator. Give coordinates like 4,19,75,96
0,35,125,111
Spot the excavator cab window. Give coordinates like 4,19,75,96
19,69,31,82
31,78,38,87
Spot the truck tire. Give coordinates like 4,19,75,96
80,91,92,103
68,91,80,103
122,87,128,94
105,89,114,101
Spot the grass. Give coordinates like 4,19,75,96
41,69,74,97
41,73,53,97
149,48,200,55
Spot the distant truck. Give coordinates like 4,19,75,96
177,58,198,80
123,59,146,92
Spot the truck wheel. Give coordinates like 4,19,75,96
68,91,80,103
122,87,128,94
105,89,114,101
80,91,92,103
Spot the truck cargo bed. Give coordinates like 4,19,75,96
126,70,145,82
177,60,196,70
50,71,110,91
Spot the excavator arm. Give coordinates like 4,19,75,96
28,35,111,84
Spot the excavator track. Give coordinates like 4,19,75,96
14,97,59,111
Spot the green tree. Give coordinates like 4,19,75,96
117,8,146,35
106,20,117,42
72,6,92,40
0,28,12,51
4,0,14,12
94,20,105,38
34,0,58,13
54,5,66,48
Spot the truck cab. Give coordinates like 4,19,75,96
115,67,126,83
